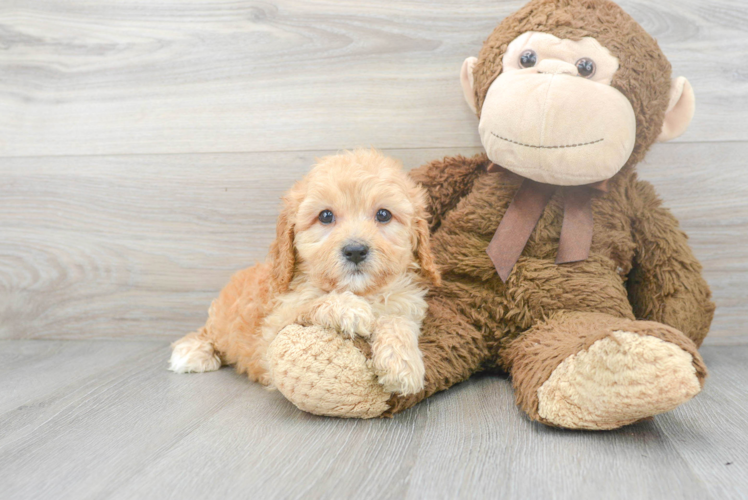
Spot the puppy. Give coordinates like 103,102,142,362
169,149,440,395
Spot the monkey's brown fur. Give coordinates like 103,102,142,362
379,0,715,422
257,0,714,427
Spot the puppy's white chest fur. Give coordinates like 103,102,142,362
262,271,428,339
369,275,429,327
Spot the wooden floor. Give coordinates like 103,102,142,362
2,0,748,498
0,339,746,500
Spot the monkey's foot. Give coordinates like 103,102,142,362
536,331,702,430
267,324,390,419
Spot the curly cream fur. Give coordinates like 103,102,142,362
169,149,440,396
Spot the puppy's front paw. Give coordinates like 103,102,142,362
336,303,374,339
371,345,425,396
313,291,373,339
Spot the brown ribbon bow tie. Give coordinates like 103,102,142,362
485,163,608,282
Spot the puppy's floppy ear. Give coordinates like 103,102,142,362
411,185,441,287
269,186,302,292
414,215,441,287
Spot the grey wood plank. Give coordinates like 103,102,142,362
0,341,261,500
0,340,745,500
0,340,163,414
656,346,748,500
1,0,747,157
403,376,711,500
1,142,745,341
107,385,428,500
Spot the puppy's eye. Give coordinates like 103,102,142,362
375,209,392,223
318,210,334,224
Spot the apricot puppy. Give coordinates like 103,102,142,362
169,149,440,395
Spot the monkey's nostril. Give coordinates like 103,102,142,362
342,244,369,265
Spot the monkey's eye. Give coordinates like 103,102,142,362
318,210,334,224
519,50,537,68
375,209,392,223
575,58,596,78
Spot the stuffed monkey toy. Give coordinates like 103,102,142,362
267,0,715,429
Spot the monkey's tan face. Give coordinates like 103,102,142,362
476,32,637,186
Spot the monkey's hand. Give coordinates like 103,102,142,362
303,291,374,339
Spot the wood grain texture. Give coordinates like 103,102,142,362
0,147,476,340
0,340,745,499
1,0,747,156
1,143,745,341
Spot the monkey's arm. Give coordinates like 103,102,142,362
627,179,715,346
408,154,488,230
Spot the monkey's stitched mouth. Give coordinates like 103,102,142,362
491,132,604,149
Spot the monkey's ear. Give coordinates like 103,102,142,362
657,77,695,142
461,57,478,114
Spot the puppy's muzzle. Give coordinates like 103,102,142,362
342,243,369,265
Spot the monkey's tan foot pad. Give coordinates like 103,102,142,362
536,331,702,430
267,324,391,419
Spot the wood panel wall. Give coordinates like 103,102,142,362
1,0,746,341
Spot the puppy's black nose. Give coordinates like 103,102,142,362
342,244,369,264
